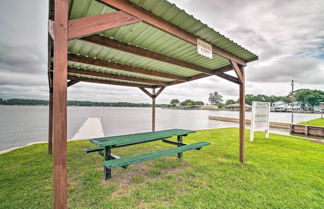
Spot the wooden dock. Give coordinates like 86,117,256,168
290,124,324,137
209,116,324,137
208,116,291,129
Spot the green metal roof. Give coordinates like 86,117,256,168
67,0,258,87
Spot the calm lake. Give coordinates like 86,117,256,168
0,105,321,151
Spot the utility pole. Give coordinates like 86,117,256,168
291,80,294,124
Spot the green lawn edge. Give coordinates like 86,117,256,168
0,128,323,209
298,117,324,127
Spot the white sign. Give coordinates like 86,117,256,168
197,38,213,59
250,101,270,142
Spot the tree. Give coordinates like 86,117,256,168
294,89,324,109
194,101,204,106
208,91,223,105
225,99,236,105
245,94,254,105
180,99,192,106
170,99,180,107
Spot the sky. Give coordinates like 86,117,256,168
0,0,323,104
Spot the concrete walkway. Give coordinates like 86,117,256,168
71,117,104,140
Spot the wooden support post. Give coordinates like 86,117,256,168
48,0,54,156
139,87,165,132
239,67,245,163
304,126,309,136
48,89,53,154
177,135,183,159
52,0,68,208
152,88,156,132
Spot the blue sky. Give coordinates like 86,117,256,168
0,0,323,103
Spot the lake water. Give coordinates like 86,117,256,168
0,105,321,151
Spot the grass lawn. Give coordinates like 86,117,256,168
298,117,324,127
0,128,323,209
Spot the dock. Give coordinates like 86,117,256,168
208,116,290,129
71,117,104,140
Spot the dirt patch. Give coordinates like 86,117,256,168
107,163,151,198
107,160,190,199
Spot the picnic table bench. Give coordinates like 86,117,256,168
85,129,210,180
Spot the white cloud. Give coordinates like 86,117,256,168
0,0,323,103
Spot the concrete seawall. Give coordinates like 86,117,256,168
208,116,291,129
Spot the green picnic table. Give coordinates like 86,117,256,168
85,129,210,180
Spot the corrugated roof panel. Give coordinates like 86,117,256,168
127,0,257,61
68,40,202,77
98,22,231,69
67,0,258,85
68,61,174,82
68,72,155,86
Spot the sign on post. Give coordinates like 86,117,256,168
197,38,213,59
250,101,270,142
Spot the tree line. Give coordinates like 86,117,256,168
0,98,169,107
170,99,204,107
169,88,324,110
208,89,324,109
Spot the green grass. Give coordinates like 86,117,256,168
298,117,324,127
0,128,323,209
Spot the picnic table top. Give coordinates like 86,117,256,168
89,129,195,147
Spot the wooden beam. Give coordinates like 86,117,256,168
68,54,188,81
152,87,156,131
48,90,53,155
168,64,233,86
48,20,55,40
239,67,245,162
68,75,154,88
47,0,54,154
68,11,141,40
82,35,214,74
68,67,168,86
67,80,79,87
47,71,53,155
139,86,165,98
52,0,68,208
139,87,153,98
98,0,247,66
230,60,244,84
217,73,239,84
154,86,165,98
214,65,234,75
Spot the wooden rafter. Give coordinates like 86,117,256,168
68,54,239,86
68,75,154,88
168,64,234,86
82,35,214,75
139,87,153,98
68,54,188,81
67,80,79,87
68,11,141,40
139,86,165,98
98,0,247,66
217,73,239,84
230,60,244,84
68,68,168,86
155,86,165,98
48,20,55,40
